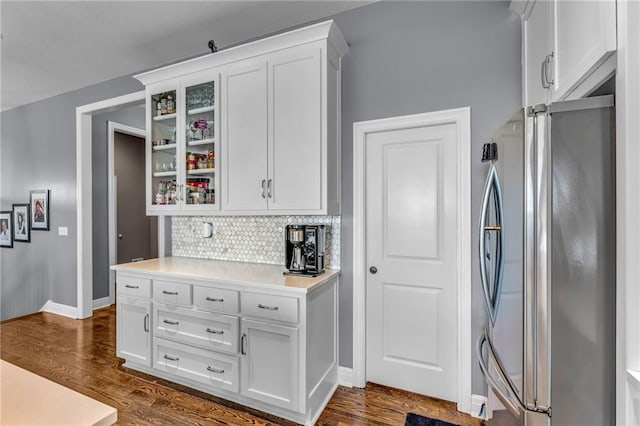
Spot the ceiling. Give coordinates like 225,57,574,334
0,1,370,112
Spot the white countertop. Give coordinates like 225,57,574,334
0,360,117,426
111,257,339,293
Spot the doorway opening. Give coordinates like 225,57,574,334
105,122,161,307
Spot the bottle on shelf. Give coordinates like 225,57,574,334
155,181,166,205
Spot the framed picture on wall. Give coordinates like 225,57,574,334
12,203,31,243
0,211,13,248
30,189,50,231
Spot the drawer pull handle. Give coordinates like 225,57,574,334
125,284,139,289
205,297,224,302
206,328,224,335
163,354,179,361
163,319,179,325
206,366,225,374
258,303,279,311
162,290,179,295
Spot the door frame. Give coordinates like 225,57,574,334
75,91,166,318
352,108,472,414
107,121,152,306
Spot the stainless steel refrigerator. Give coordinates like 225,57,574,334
477,95,616,426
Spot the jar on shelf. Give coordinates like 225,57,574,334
167,95,175,114
187,153,198,170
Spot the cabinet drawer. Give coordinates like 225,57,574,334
193,286,239,314
155,304,239,354
241,292,299,323
153,280,192,306
117,275,151,299
154,338,239,393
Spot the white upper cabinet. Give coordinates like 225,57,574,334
268,46,322,212
515,0,616,106
523,0,553,106
135,21,347,216
552,0,616,101
221,60,269,211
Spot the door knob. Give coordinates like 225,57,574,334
118,233,123,240
369,266,378,274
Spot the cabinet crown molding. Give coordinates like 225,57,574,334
134,20,348,86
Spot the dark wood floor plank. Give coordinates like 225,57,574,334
1,306,484,426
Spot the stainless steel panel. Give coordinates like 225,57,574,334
486,110,526,426
549,99,615,426
548,94,614,114
534,108,551,413
523,111,536,411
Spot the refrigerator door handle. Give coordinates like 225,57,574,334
477,329,551,418
479,164,505,325
477,329,522,418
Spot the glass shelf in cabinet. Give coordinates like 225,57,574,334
187,106,215,115
153,171,178,177
153,113,177,122
187,169,215,175
187,138,215,147
152,143,177,151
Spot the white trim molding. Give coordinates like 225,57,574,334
40,300,79,319
75,90,146,319
616,1,640,425
352,107,472,414
92,297,112,311
337,366,354,388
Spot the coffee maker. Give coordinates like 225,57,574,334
284,225,325,277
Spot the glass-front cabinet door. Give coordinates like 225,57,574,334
146,73,219,214
149,86,179,212
181,74,219,212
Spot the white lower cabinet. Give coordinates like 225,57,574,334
116,296,152,367
114,267,339,426
240,319,299,411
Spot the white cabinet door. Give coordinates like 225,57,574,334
267,47,322,211
221,60,268,211
552,0,616,101
240,319,299,411
117,297,152,366
523,0,553,107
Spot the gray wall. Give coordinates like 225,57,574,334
0,76,143,320
331,1,522,395
91,105,146,300
0,0,520,396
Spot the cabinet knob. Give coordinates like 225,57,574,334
118,233,123,240
369,266,378,274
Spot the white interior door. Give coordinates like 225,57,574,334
365,122,458,401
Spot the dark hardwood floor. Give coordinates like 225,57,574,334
0,306,483,425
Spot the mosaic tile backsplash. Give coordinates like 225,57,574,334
172,216,341,269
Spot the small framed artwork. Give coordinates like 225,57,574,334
12,203,31,243
0,211,13,248
30,189,50,231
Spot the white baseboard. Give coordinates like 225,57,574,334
40,300,79,319
338,366,353,388
471,394,489,420
93,297,112,310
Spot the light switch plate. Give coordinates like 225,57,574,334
58,226,68,236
